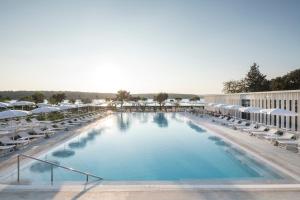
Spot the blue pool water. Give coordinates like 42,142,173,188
6,113,282,183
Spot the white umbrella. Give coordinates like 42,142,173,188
239,107,262,113
260,108,298,116
207,103,216,106
11,101,35,106
37,103,55,108
0,102,10,108
58,104,77,110
214,104,227,108
0,110,30,119
31,107,60,114
224,105,242,110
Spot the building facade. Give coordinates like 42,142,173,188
204,90,299,132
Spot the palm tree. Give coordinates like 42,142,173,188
116,90,131,110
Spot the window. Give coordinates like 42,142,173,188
274,115,277,126
289,116,292,129
279,100,281,109
284,100,286,109
289,100,292,111
284,116,286,128
270,100,272,108
274,100,277,108
296,100,298,113
241,99,250,107
279,116,282,128
296,116,298,131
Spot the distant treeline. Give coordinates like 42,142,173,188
0,91,199,102
223,63,300,93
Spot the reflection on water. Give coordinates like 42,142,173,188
187,121,206,133
52,149,75,158
30,160,60,173
117,113,131,132
68,129,103,149
153,113,168,128
171,113,184,123
215,140,231,147
138,113,149,123
208,136,221,141
69,140,87,149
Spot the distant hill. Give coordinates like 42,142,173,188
0,91,200,100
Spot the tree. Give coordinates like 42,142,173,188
175,97,182,102
116,90,131,109
50,93,66,104
31,92,45,103
0,95,10,102
130,96,141,102
284,69,300,90
269,77,285,91
190,96,200,101
155,93,168,110
82,98,92,104
244,63,269,92
19,96,33,101
223,79,246,93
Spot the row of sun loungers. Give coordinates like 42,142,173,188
0,112,105,157
212,115,299,153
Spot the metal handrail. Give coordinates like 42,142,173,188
17,154,103,184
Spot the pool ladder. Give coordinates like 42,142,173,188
17,154,103,184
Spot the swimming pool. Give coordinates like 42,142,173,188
4,113,283,183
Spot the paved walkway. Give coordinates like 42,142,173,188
1,184,300,200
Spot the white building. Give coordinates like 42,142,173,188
204,90,299,132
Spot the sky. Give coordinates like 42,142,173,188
0,0,299,94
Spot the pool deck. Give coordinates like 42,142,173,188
1,112,300,199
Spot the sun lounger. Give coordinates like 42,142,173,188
276,139,299,147
18,132,44,140
249,126,268,134
234,121,250,129
45,124,65,131
0,136,29,145
251,128,280,137
227,120,242,127
242,124,258,132
33,128,55,135
0,145,16,156
264,132,295,140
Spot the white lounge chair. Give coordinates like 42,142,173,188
249,126,269,134
234,121,250,129
0,145,16,156
0,136,29,146
242,123,258,132
33,128,55,135
276,138,299,147
228,120,242,127
45,124,65,131
251,128,280,137
264,132,295,140
18,132,44,140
